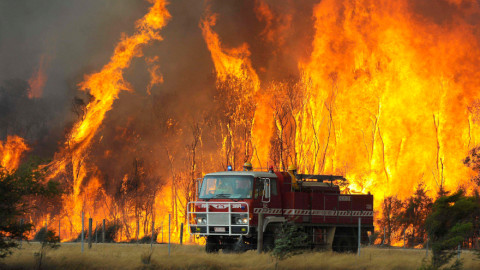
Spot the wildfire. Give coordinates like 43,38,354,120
6,0,480,245
43,0,171,242
49,0,169,186
300,0,480,202
201,12,259,88
0,135,30,172
202,0,480,207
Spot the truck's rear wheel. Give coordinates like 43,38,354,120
333,236,356,252
332,228,357,253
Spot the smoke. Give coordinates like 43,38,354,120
0,0,314,175
0,0,149,156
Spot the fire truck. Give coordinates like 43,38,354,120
188,165,374,253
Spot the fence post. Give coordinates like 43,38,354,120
168,214,171,256
136,219,140,244
161,225,163,243
88,218,93,249
58,219,61,242
257,213,264,254
102,219,106,243
19,219,24,248
95,222,98,243
180,223,184,245
151,219,155,249
426,238,429,257
403,228,406,248
81,211,84,252
358,217,361,256
383,227,386,245
45,218,48,242
457,244,461,259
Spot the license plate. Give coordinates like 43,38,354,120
214,227,226,232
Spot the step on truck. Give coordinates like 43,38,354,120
188,165,374,253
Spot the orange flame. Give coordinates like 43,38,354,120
146,56,164,95
201,10,265,169
200,12,259,88
0,135,30,172
28,55,49,99
202,0,480,209
48,0,170,185
43,0,171,242
301,0,480,204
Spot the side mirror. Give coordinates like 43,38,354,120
261,178,271,203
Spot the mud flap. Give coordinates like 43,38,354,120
326,227,336,251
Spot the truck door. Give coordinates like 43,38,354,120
252,177,281,216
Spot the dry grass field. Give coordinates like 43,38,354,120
1,242,479,270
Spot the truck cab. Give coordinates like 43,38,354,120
188,171,276,252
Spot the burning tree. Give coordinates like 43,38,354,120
464,146,480,187
378,196,403,245
269,79,307,170
397,183,433,247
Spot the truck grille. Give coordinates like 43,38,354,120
208,213,229,225
188,201,250,236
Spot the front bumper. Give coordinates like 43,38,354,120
187,201,250,236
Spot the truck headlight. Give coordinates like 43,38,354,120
235,216,248,224
196,217,207,224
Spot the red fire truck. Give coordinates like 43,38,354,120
188,166,374,253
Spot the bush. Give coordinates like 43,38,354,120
140,250,153,265
424,190,479,269
271,223,308,261
34,229,60,270
0,161,60,258
33,227,48,242
73,222,120,242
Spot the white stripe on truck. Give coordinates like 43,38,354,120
253,208,373,217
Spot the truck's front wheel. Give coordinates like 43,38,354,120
206,236,220,253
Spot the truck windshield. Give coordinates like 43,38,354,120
199,175,253,199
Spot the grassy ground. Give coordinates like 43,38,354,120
1,242,479,270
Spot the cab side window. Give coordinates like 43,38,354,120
254,178,277,199
271,179,277,196
254,179,264,199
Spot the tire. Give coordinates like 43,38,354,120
233,242,248,253
263,225,279,252
232,237,249,253
263,233,275,252
206,236,219,253
333,236,348,252
220,237,237,253
332,229,357,253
